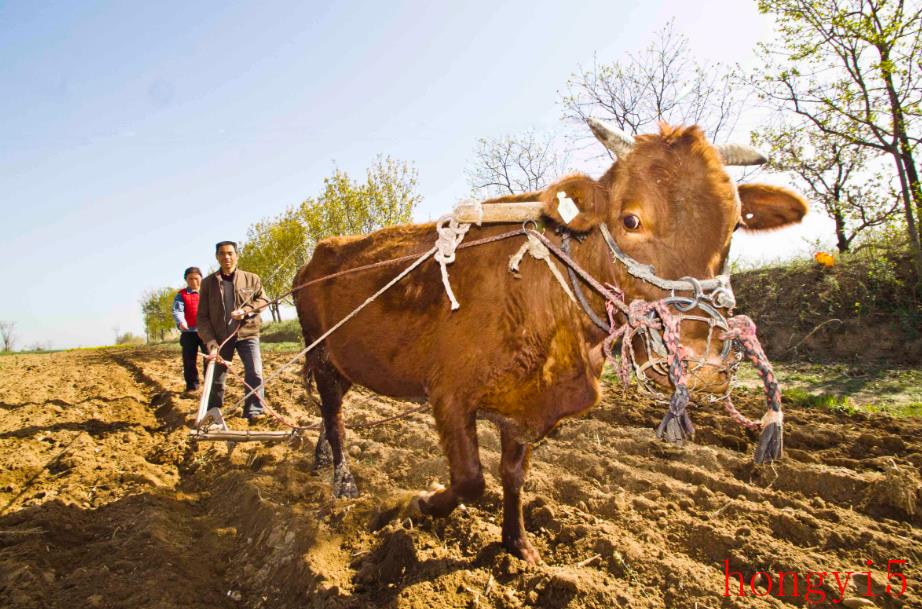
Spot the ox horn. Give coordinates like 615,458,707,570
716,144,768,166
587,117,635,158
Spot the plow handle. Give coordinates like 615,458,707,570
196,349,217,425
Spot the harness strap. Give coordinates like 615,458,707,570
561,233,612,333
526,229,628,313
600,223,733,297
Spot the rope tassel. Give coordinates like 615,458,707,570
655,301,696,443
656,385,695,442
754,409,784,464
723,315,784,464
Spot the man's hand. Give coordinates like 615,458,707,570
204,345,219,361
179,322,189,332
230,308,247,321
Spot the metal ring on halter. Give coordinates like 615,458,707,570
708,286,736,310
679,276,704,308
654,296,734,359
522,219,539,232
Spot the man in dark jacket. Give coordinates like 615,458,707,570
198,241,269,423
172,266,205,392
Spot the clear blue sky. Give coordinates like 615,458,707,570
0,1,825,349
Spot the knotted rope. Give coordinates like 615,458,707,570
602,299,695,443
434,216,471,310
508,232,577,303
721,315,784,463
598,296,784,463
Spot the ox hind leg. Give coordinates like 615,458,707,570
307,346,358,498
414,400,485,518
498,422,540,564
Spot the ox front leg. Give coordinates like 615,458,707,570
312,425,334,473
313,359,358,499
498,424,540,564
416,406,484,518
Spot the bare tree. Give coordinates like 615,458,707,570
753,0,922,272
561,20,746,143
466,130,569,198
0,321,17,352
754,125,900,251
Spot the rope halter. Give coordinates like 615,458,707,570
563,223,784,464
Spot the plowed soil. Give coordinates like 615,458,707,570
2,347,920,608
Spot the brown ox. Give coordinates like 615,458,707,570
294,120,807,563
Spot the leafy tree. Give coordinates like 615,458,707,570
235,155,421,321
140,287,178,342
113,328,145,345
466,130,569,198
754,125,901,251
238,207,308,322
299,155,420,240
561,20,746,142
752,0,922,273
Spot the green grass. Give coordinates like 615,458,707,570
783,387,859,415
260,341,302,352
261,319,302,344
0,349,63,356
738,361,922,417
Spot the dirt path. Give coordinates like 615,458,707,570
1,347,920,608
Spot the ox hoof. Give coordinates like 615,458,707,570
332,465,358,499
312,440,334,474
505,538,541,565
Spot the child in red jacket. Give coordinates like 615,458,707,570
172,267,206,392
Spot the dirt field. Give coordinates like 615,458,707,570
1,347,920,608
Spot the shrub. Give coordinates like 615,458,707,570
115,331,145,346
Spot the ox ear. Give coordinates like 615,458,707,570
540,175,606,233
737,184,809,231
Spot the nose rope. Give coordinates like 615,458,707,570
600,297,784,462
603,298,695,442
530,228,784,464
721,315,784,463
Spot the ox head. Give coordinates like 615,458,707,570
539,119,808,394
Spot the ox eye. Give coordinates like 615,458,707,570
622,214,641,230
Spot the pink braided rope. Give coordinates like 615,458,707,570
720,315,783,430
602,298,782,436
603,296,696,440
603,298,688,391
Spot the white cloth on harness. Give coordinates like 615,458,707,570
508,232,576,303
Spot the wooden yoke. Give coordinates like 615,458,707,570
452,201,543,225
